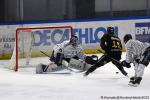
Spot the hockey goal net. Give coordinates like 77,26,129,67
8,26,73,71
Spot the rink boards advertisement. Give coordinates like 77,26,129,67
0,17,150,59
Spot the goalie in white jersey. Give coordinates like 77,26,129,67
36,35,98,74
121,34,150,87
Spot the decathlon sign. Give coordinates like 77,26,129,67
32,26,119,47
33,29,70,46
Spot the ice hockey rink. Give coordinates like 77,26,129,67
0,53,150,100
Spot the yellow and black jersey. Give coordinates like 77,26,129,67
100,34,122,59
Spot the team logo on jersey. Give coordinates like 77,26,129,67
135,22,150,43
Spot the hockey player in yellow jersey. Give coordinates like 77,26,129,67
84,27,128,76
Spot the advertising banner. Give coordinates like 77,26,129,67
135,22,150,43
0,17,150,58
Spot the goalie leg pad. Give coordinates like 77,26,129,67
46,63,66,72
36,64,50,74
36,63,66,73
36,63,44,74
83,63,92,71
68,59,87,71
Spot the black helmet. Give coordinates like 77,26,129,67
70,35,78,46
123,34,132,44
107,27,114,35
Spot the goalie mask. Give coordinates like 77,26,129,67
123,34,132,44
70,35,78,46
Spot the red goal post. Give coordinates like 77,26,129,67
10,26,73,71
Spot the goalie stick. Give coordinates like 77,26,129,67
40,51,78,73
40,51,53,72
40,51,51,58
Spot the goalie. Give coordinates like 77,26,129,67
36,35,98,74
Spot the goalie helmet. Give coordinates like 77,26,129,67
123,34,132,44
107,27,114,35
70,35,78,46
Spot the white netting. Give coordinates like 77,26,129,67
8,26,72,71
18,30,34,67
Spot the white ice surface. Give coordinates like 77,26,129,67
0,53,150,100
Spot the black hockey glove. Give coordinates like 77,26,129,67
85,55,98,65
121,60,131,68
72,56,79,60
135,59,140,64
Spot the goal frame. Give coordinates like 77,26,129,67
15,26,73,71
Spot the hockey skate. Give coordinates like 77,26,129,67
128,77,136,86
128,77,142,87
128,82,139,87
128,76,135,83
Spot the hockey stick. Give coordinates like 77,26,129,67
40,51,51,72
40,51,77,73
97,49,122,65
97,49,129,76
40,51,50,57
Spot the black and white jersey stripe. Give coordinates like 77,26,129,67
125,40,150,63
